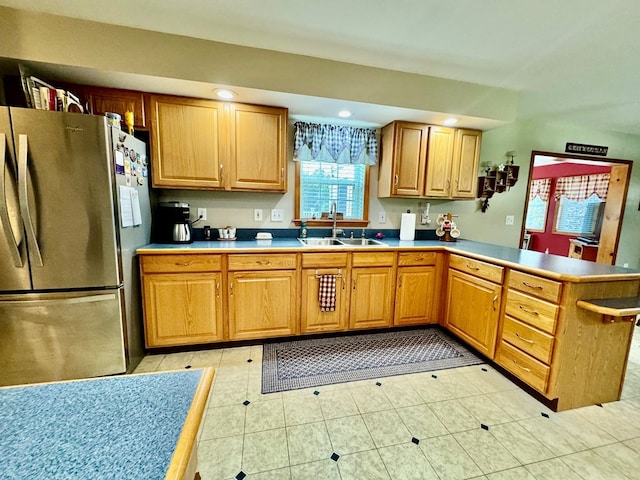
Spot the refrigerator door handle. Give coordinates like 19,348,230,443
0,133,23,267
0,292,117,306
17,134,43,266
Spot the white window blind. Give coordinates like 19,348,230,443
299,161,366,219
555,193,604,235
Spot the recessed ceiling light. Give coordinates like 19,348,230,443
214,89,236,100
443,118,458,126
338,110,352,118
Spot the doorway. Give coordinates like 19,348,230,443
520,151,632,265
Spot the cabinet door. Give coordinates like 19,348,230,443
228,270,298,340
85,86,146,129
149,95,225,189
392,122,428,196
142,272,223,347
450,129,481,198
301,268,349,333
394,266,437,325
350,267,395,329
228,103,287,192
424,126,455,197
445,269,501,358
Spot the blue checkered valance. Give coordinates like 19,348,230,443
293,122,378,165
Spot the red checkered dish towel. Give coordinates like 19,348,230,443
318,274,337,312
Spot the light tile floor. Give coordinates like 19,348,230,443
134,328,640,480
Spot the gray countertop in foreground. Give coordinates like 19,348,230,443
0,369,205,480
137,238,640,282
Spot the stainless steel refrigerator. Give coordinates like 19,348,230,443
0,107,152,386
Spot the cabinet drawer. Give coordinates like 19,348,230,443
228,254,297,271
398,251,437,266
302,253,348,268
502,315,554,364
352,252,395,267
497,341,550,393
505,289,559,334
509,270,562,303
141,254,221,273
449,254,503,283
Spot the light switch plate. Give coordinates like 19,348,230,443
271,208,284,222
254,209,263,221
378,211,386,223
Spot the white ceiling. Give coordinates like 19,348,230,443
2,0,640,133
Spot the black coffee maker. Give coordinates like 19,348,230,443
153,201,193,244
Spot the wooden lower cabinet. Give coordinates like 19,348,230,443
445,268,502,357
394,251,440,325
142,272,224,347
349,267,395,329
300,253,350,334
228,270,298,340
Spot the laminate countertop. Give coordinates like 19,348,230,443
0,368,214,480
137,238,640,283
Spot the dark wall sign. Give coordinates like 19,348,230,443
565,142,608,156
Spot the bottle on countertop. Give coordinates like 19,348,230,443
300,221,307,238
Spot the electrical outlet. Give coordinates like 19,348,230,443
505,215,514,225
378,211,386,223
254,209,263,222
271,208,284,222
197,208,207,221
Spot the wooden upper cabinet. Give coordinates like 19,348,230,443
84,86,147,129
425,127,481,198
148,95,224,190
378,122,482,199
451,129,482,198
147,95,287,192
228,103,287,192
378,121,428,197
423,126,455,197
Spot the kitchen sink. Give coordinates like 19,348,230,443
338,238,387,246
298,237,344,246
297,237,387,247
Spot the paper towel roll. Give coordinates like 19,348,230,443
400,213,416,240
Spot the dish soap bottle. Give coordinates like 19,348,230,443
300,221,307,238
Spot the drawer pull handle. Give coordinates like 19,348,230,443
394,174,399,186
229,282,233,296
257,260,271,265
519,305,540,316
493,295,499,311
176,262,193,266
512,359,532,373
515,332,534,344
522,281,543,290
466,264,480,271
215,282,220,297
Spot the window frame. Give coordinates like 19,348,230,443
293,161,370,227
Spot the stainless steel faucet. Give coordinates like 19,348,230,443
330,202,342,238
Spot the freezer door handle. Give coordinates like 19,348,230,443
17,134,43,267
0,292,117,306
0,133,23,267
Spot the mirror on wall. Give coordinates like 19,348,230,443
521,151,632,264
